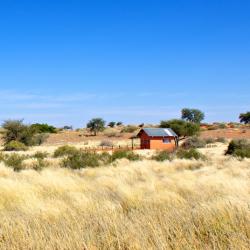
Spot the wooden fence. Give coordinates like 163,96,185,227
80,145,141,152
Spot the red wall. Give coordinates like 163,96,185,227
139,131,177,151
140,131,151,149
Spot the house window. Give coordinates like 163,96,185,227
163,138,171,144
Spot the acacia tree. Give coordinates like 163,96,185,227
160,119,200,140
116,122,123,126
108,122,116,128
181,108,205,123
2,120,47,148
87,118,106,136
239,112,250,124
2,120,27,144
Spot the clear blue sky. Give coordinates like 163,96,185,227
0,0,249,127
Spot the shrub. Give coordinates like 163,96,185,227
176,148,205,160
4,140,28,151
32,159,47,171
218,123,227,129
216,137,226,143
233,148,250,158
107,132,120,137
33,151,49,159
99,152,112,165
26,133,48,146
0,153,5,162
54,145,78,158
111,150,140,161
121,125,138,133
4,154,26,171
182,137,206,149
160,119,200,138
100,140,113,147
207,126,216,130
2,120,48,147
204,137,216,144
2,120,27,143
152,151,171,161
61,151,100,169
30,123,57,133
104,130,121,137
225,140,250,158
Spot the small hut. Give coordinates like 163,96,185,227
136,128,178,151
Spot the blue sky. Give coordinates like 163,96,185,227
0,0,249,127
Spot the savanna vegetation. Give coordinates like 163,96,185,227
0,148,250,249
0,110,250,249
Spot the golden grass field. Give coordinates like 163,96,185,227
0,143,250,249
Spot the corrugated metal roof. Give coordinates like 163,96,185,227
139,128,178,137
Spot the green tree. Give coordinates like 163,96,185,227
2,120,47,148
108,121,116,128
30,123,57,133
116,122,123,126
160,119,200,139
2,120,27,143
87,118,106,136
181,108,205,123
239,112,250,124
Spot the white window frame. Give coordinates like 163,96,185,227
163,138,171,144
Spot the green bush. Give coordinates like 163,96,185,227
99,152,112,165
61,151,100,169
176,148,205,160
216,137,226,143
218,123,227,129
111,150,140,161
30,123,57,133
33,151,49,159
4,154,26,171
207,126,216,130
4,140,28,151
152,151,171,161
233,148,250,158
28,133,48,146
204,137,216,144
160,119,200,137
2,120,27,144
2,120,48,147
54,145,78,158
0,153,5,162
32,159,47,171
225,140,250,158
182,137,206,149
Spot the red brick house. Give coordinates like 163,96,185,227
137,128,178,151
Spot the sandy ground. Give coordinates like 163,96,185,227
200,127,250,139
44,128,250,145
0,128,249,157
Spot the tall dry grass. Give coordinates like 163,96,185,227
0,156,250,249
